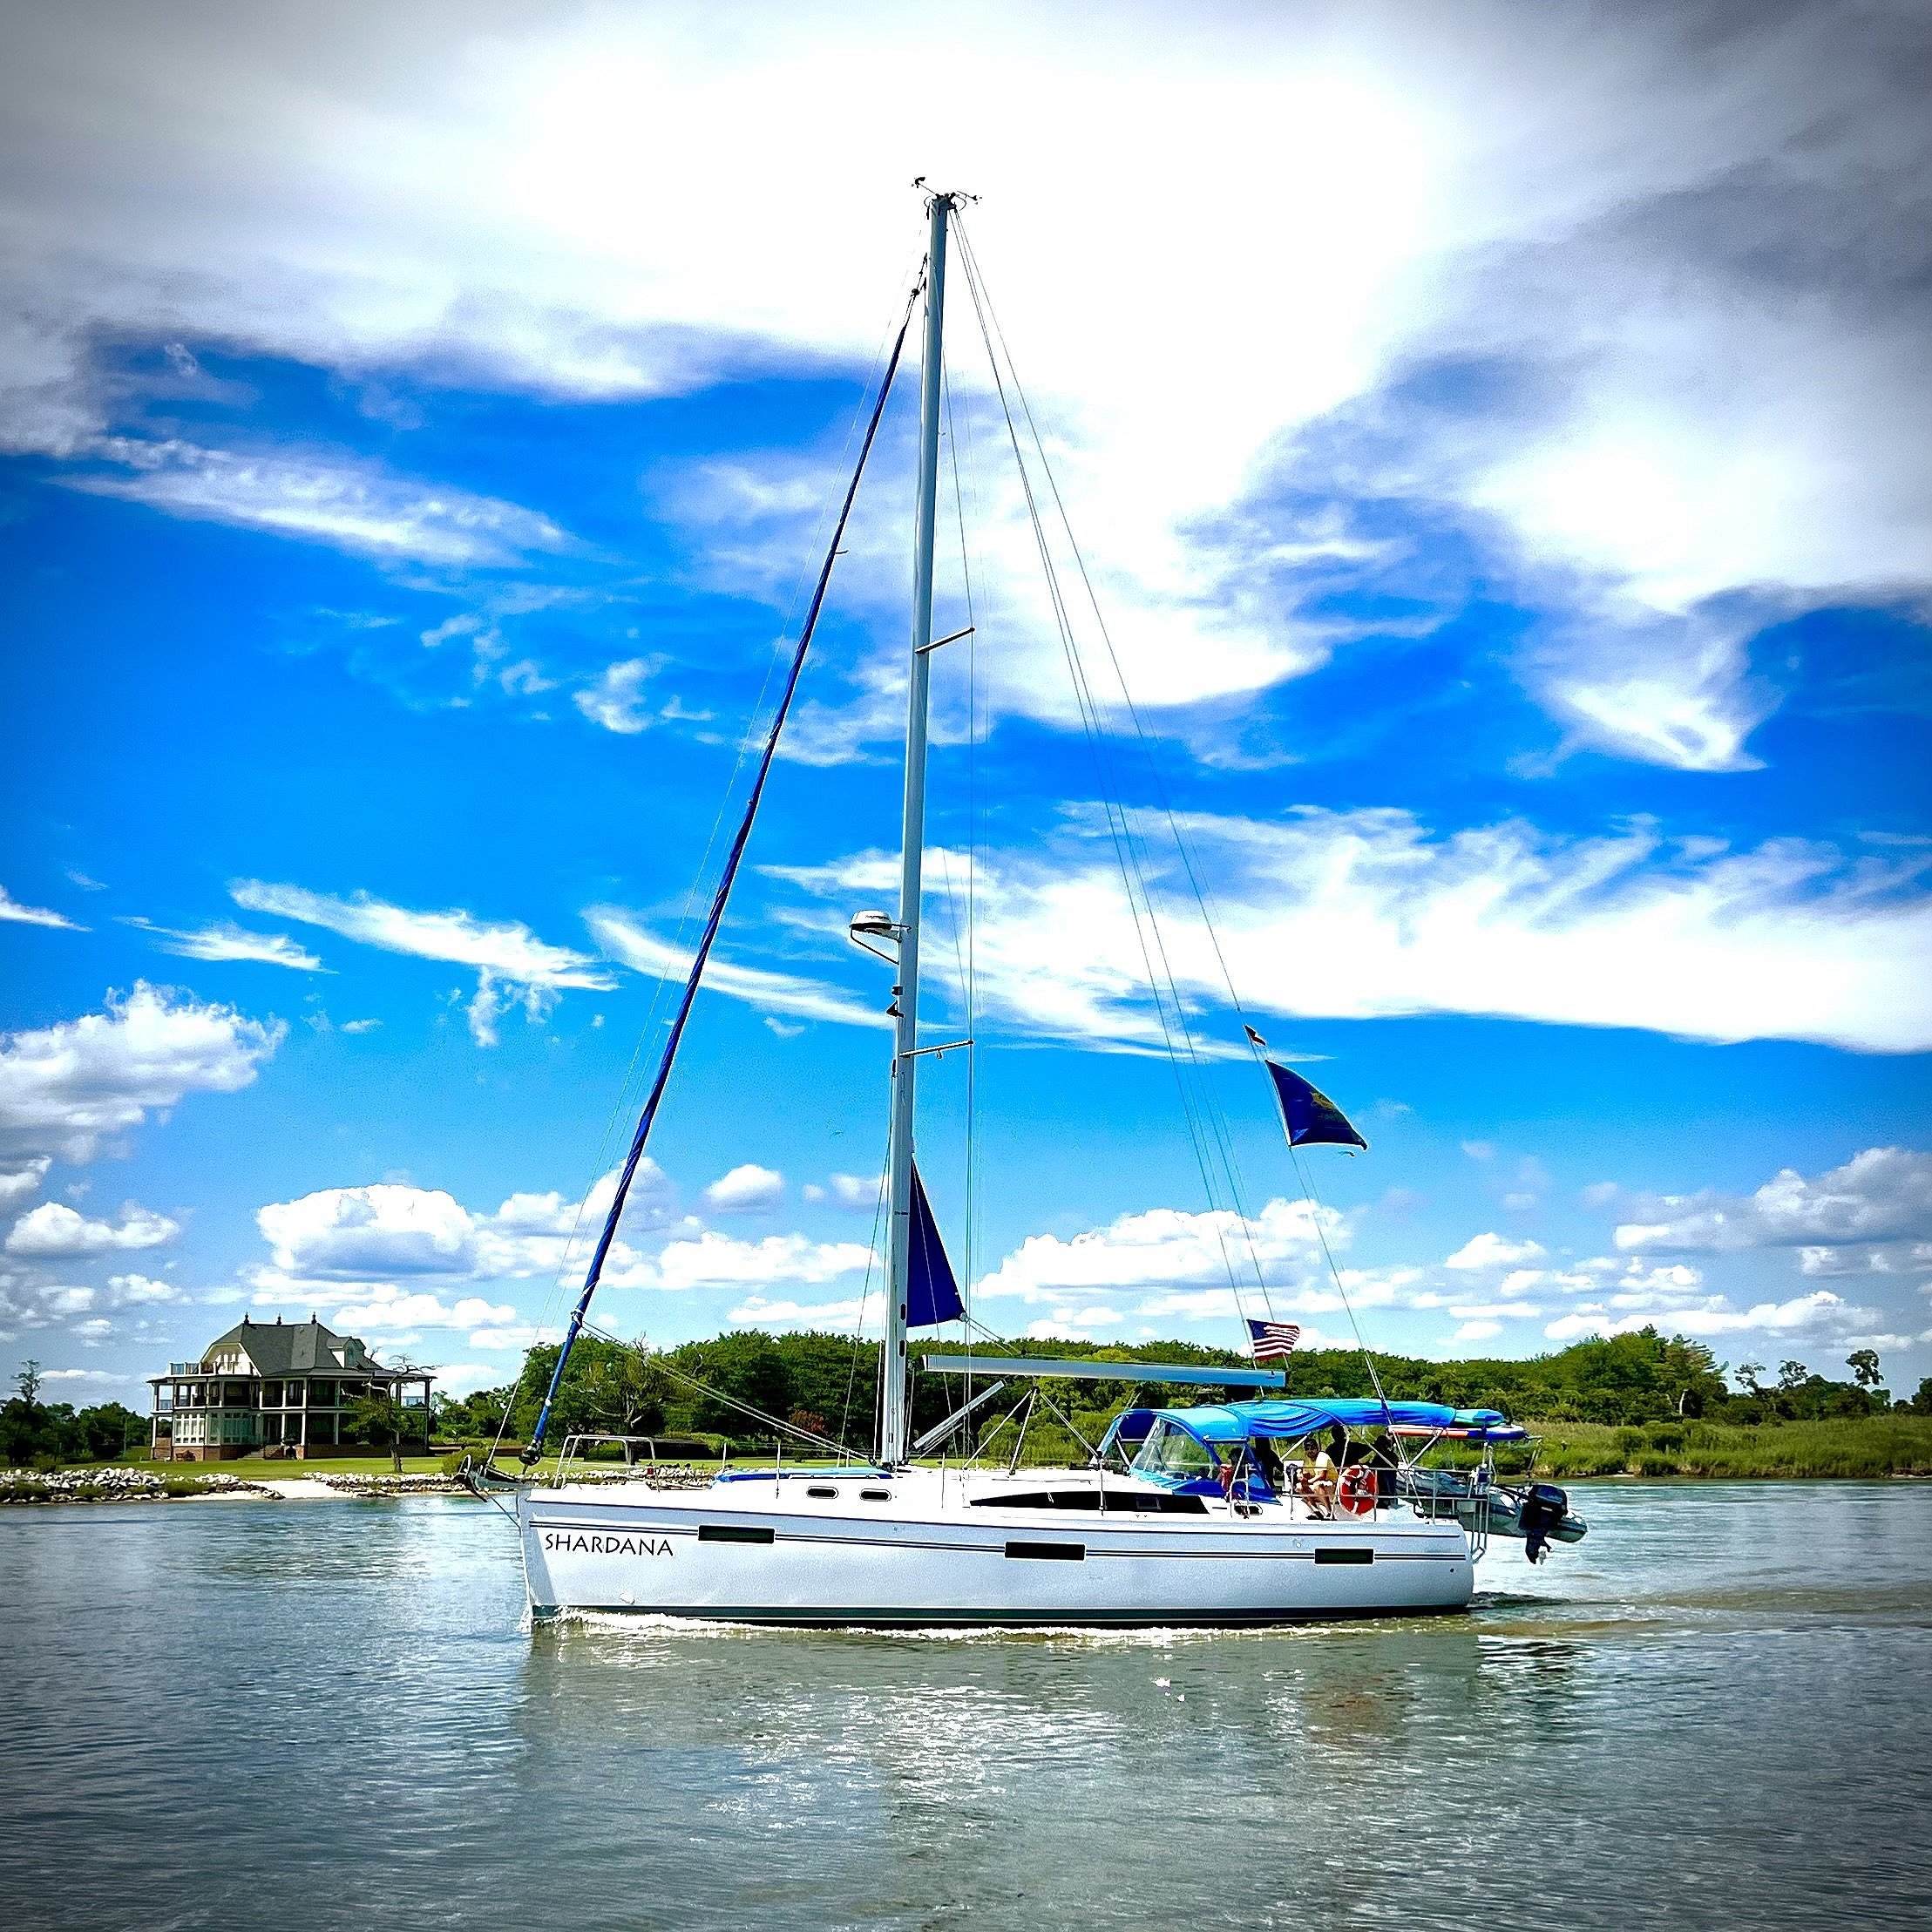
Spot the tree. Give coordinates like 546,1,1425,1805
1777,1359,1808,1393
1736,1360,1766,1397
1847,1349,1882,1390
74,1401,144,1461
15,1359,42,1409
346,1367,429,1471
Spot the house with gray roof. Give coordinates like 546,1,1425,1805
149,1317,434,1461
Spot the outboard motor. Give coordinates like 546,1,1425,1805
1517,1482,1570,1563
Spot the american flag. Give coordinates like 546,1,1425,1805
1247,1318,1301,1361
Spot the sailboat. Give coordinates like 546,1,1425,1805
495,191,1584,1626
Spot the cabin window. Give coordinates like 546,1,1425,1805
806,1486,839,1499
859,1488,891,1502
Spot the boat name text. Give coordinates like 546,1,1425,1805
541,1530,674,1557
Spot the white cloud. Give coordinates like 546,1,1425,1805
803,1172,882,1210
1443,1232,1547,1271
1616,1148,1932,1252
5,5,1922,763
1545,1289,1869,1344
726,1293,870,1332
0,982,283,1161
1449,1319,1502,1344
332,1290,519,1332
122,918,324,971
574,659,655,734
976,1196,1344,1305
0,885,81,929
340,1018,382,1034
700,1163,784,1215
253,1168,679,1296
259,1185,478,1281
68,436,568,566
5,1200,179,1258
0,1159,50,1209
773,811,1932,1055
39,1367,132,1385
106,1271,188,1306
653,1230,876,1291
586,910,886,1032
1798,1242,1932,1278
467,1324,562,1352
232,881,613,1046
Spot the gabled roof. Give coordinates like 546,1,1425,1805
204,1317,386,1377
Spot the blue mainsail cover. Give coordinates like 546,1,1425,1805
906,1163,965,1328
1264,1060,1367,1151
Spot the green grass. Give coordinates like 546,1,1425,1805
22,1416,1932,1497
1501,1414,1932,1480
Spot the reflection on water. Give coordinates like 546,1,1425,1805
2,1482,1928,1930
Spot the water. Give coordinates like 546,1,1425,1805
2,1483,1927,1931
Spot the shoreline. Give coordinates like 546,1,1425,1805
5,1464,1932,1507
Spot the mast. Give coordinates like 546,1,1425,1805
879,190,954,1466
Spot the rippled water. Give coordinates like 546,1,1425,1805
3,1482,1928,1930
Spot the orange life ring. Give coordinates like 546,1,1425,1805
1338,1464,1376,1515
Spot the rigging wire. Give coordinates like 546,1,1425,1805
577,1321,870,1461
949,220,1276,1329
505,277,921,1468
948,341,985,1400
485,260,928,1465
951,216,1389,1399
954,223,1291,1280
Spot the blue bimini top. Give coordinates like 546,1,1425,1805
1100,1397,1527,1463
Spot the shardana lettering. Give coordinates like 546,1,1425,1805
541,1530,674,1557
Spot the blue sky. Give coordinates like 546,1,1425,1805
3,1,1929,1408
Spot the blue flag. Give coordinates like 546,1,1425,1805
906,1163,966,1328
1263,1060,1367,1152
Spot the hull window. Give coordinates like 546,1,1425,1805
1005,1541,1086,1562
698,1524,776,1545
1312,1547,1374,1565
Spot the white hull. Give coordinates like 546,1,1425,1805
517,1469,1474,1627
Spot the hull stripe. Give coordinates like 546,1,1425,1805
526,1516,1464,1563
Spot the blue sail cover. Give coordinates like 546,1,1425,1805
1108,1397,1525,1449
1264,1061,1367,1151
906,1163,965,1329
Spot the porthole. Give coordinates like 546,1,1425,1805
859,1488,891,1502
806,1485,839,1499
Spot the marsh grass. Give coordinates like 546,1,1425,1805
1510,1414,1932,1479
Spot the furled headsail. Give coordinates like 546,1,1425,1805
1261,1059,1366,1153
906,1161,965,1329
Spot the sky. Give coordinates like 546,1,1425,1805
3,0,1929,1413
